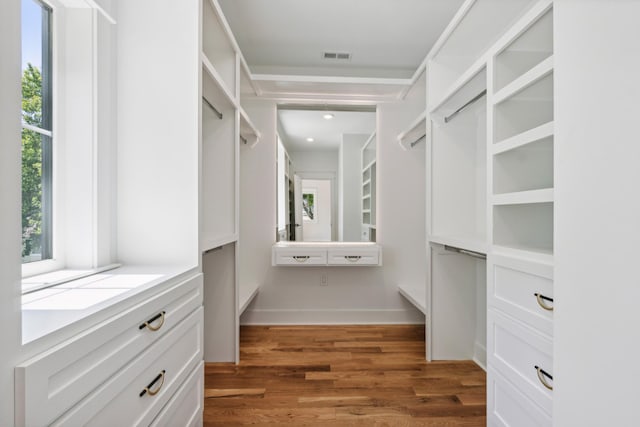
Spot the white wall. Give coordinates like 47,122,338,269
239,99,426,325
0,0,23,421
554,1,640,426
340,134,368,241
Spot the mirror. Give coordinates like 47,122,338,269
276,106,376,242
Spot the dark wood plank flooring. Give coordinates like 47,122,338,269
204,325,486,426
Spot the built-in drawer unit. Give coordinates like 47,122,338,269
51,307,204,426
327,247,380,265
489,254,553,336
488,367,552,427
272,244,381,266
272,247,327,266
150,361,203,427
488,309,553,415
15,274,203,427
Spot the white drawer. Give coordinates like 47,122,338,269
488,367,551,427
489,255,553,336
273,248,327,266
52,307,204,426
488,309,553,414
327,247,380,266
151,361,203,427
15,273,203,427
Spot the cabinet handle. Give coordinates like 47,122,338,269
139,311,166,331
535,365,553,390
139,370,166,397
293,256,310,262
344,256,362,262
534,293,554,311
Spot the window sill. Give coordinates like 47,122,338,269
21,264,197,344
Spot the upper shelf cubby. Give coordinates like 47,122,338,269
427,0,538,109
494,8,553,93
203,0,237,98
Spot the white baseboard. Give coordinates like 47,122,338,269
474,341,487,371
240,308,426,325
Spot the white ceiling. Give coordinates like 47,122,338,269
218,0,465,79
278,109,375,152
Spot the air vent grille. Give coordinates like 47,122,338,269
323,51,351,61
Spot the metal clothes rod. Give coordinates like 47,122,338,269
444,244,486,260
444,89,487,123
410,134,426,148
240,135,248,145
202,96,223,120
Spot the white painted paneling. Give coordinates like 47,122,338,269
0,0,23,421
554,1,640,426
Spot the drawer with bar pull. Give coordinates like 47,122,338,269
51,307,203,426
15,274,203,426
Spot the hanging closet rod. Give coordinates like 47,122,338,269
444,245,486,260
410,134,426,148
240,135,248,145
202,96,223,120
444,89,487,123
203,245,224,254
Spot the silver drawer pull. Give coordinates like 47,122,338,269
535,365,553,390
293,256,310,262
344,256,362,262
139,311,166,331
534,293,554,311
140,370,166,397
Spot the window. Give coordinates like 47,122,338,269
21,0,53,264
302,190,316,222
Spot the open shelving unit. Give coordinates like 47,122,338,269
361,132,377,241
201,0,261,365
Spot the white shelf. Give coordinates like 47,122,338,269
493,121,554,155
201,234,238,253
428,235,487,255
397,110,427,150
492,245,554,266
362,209,371,214
429,58,487,117
493,56,554,105
362,159,376,172
398,284,426,315
362,179,371,186
493,188,554,205
362,195,371,200
239,107,261,148
238,283,260,315
201,53,237,108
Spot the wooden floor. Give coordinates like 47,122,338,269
204,325,486,426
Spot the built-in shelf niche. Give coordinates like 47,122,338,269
202,0,236,97
430,69,487,245
494,136,553,194
494,72,553,143
493,202,553,254
362,133,377,227
201,66,237,251
495,9,553,92
428,0,537,108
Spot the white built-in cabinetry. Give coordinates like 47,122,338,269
397,0,555,424
200,0,262,364
361,132,377,242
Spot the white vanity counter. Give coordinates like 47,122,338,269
272,242,381,266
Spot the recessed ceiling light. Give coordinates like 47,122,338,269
323,113,334,120
306,137,314,142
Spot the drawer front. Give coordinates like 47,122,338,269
488,367,551,427
52,307,204,426
151,361,203,427
327,248,380,266
488,309,553,414
273,248,327,266
16,273,203,427
489,255,553,335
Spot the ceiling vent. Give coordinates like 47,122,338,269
323,51,351,61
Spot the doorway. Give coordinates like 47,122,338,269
301,178,332,242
